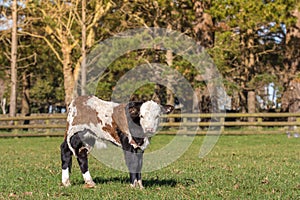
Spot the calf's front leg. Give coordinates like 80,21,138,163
123,150,144,189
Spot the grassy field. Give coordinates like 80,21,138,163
0,134,299,199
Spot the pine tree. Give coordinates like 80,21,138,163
210,0,297,112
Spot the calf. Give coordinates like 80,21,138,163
60,96,173,188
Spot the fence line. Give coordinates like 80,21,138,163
0,112,300,137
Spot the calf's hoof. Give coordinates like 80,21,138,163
61,179,71,187
130,180,144,189
83,180,96,189
137,180,144,189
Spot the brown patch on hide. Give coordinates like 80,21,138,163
96,112,102,124
64,122,70,140
71,96,99,126
102,122,120,144
112,104,139,148
112,104,130,137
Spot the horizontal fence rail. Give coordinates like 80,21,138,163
1,112,300,137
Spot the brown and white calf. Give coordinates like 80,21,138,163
60,96,173,188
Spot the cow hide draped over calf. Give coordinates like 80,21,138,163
65,96,148,157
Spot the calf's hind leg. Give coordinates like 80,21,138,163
60,140,72,187
70,133,96,188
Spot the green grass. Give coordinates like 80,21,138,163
0,134,299,199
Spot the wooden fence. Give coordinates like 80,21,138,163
1,112,300,137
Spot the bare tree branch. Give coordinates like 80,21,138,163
19,30,63,63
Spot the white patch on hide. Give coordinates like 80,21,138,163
139,100,162,134
86,96,119,125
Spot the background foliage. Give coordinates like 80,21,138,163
0,0,300,114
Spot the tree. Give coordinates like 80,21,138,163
0,77,7,114
0,19,9,114
192,0,216,113
1,0,39,115
80,0,87,95
24,0,114,107
210,0,296,114
281,3,300,113
9,0,18,118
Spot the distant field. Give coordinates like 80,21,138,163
0,134,299,199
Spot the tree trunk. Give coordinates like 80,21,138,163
21,71,30,115
246,30,256,118
166,49,174,120
62,35,75,108
152,84,162,104
1,98,6,115
0,78,6,114
281,9,300,112
63,53,75,108
193,87,201,113
247,90,256,123
192,0,215,114
81,0,87,96
240,29,256,114
193,0,214,49
9,0,18,118
285,79,300,132
21,71,30,131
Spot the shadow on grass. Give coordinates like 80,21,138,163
143,178,177,187
93,176,178,187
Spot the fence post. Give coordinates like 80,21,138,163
46,119,50,134
13,120,18,134
182,116,187,133
296,117,300,133
220,116,225,133
257,117,262,131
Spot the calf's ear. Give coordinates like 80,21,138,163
161,105,174,114
127,102,143,117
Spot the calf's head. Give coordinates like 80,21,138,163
128,100,174,136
